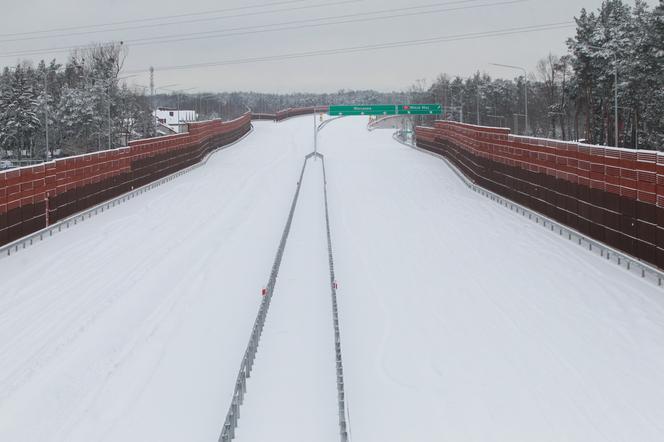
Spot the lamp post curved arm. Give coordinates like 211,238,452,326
490,63,528,135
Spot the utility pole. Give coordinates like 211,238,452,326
313,109,318,155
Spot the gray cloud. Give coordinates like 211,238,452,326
0,0,657,93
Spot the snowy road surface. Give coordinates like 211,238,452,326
0,119,312,441
322,118,664,441
235,159,338,442
0,115,663,441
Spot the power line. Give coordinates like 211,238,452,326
0,0,310,38
0,0,363,44
125,22,575,74
0,0,526,59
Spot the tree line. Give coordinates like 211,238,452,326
152,89,411,122
414,0,664,149
1,0,662,162
0,43,154,162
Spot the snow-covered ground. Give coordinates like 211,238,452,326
322,117,664,442
0,118,313,441
1,115,663,441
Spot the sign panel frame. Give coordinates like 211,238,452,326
328,104,442,116
397,104,442,115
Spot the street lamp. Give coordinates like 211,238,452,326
586,44,619,147
490,63,528,135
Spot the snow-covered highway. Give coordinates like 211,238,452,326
1,115,664,441
322,118,664,441
0,118,312,441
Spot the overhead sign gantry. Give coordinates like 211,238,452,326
328,104,442,116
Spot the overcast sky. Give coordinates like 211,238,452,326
0,0,658,93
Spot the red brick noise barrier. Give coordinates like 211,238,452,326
251,106,329,122
416,121,664,269
0,113,251,247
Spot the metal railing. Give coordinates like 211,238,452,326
219,115,350,441
219,151,351,442
367,115,406,132
218,156,308,442
0,126,254,260
317,152,349,441
315,112,351,441
395,133,664,289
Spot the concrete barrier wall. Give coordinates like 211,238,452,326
0,113,251,247
416,121,664,269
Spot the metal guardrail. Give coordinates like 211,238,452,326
218,156,308,442
317,152,350,442
219,151,351,442
0,126,254,260
394,133,664,289
315,111,351,441
367,114,406,131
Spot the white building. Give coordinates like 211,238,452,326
154,108,198,133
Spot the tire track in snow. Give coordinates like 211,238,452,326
0,124,299,437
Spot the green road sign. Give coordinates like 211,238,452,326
397,104,442,115
328,104,442,116
328,105,397,116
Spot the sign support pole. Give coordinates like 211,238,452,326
314,110,318,157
